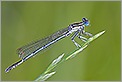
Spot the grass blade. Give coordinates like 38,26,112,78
35,30,105,81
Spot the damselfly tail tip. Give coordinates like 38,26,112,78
5,59,24,73
5,68,9,73
5,66,14,73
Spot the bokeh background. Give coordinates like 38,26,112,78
2,1,121,81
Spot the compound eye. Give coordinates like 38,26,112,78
82,18,89,26
84,20,89,26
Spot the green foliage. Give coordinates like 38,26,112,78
35,31,105,81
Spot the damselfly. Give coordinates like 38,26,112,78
5,17,92,73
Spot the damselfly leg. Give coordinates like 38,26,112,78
71,30,81,48
84,32,93,36
71,26,93,48
77,35,88,42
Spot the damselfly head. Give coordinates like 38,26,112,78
82,18,89,26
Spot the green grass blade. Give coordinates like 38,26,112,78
63,30,105,61
35,72,56,81
35,30,105,81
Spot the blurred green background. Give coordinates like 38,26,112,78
2,1,120,81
